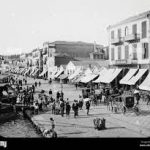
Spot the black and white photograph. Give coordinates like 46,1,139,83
0,0,150,148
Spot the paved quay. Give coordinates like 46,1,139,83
15,75,150,137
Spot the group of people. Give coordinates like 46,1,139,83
49,90,91,118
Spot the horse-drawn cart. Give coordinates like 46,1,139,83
111,94,139,114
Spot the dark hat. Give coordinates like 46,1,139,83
50,118,54,121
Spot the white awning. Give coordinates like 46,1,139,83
32,68,39,76
119,69,138,85
102,68,122,84
93,68,109,83
80,74,99,83
98,69,116,83
20,68,26,73
126,69,147,85
30,67,37,76
39,68,48,77
139,72,150,91
54,69,64,78
68,69,82,80
24,67,31,75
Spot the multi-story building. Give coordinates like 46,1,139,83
107,10,150,69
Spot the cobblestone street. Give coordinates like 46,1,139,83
17,75,150,137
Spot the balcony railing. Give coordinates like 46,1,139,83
111,59,138,65
124,33,140,42
111,37,123,45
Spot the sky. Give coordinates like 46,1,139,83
0,0,150,55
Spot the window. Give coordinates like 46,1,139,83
118,46,121,60
132,44,137,60
132,24,137,35
142,43,149,59
111,30,114,39
125,45,129,59
142,21,147,38
118,29,121,38
111,48,115,60
125,26,129,36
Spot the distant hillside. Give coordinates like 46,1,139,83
52,41,104,58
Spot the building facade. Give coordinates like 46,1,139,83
107,10,150,69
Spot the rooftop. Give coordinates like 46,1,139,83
107,10,150,29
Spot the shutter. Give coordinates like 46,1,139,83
125,45,129,59
142,21,147,38
132,24,137,35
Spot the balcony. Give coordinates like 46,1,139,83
124,34,140,42
112,59,138,65
111,37,123,45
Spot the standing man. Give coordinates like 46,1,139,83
39,81,41,87
56,91,60,101
49,89,53,98
85,100,91,115
72,100,79,118
66,101,71,118
32,84,35,93
60,100,65,117
35,81,37,88
25,79,27,85
75,83,78,90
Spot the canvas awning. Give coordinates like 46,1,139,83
73,74,84,83
32,68,39,76
80,74,99,83
119,69,138,85
139,72,150,91
39,68,48,77
24,67,31,75
30,67,37,76
59,74,68,80
68,69,82,80
97,69,116,83
93,68,109,83
102,68,122,84
125,69,147,85
20,68,26,74
54,69,64,78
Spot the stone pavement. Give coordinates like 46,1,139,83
32,105,149,137
16,75,150,137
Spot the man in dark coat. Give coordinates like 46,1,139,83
85,100,90,115
60,100,65,117
72,100,79,118
66,101,71,117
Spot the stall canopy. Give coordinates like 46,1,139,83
101,68,122,84
30,67,37,76
93,68,108,83
125,69,147,85
73,74,84,83
98,69,116,83
68,68,82,80
54,69,64,78
39,68,48,77
32,68,39,76
139,72,150,91
59,74,68,80
80,74,99,83
119,69,138,85
20,68,26,74
24,67,31,76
